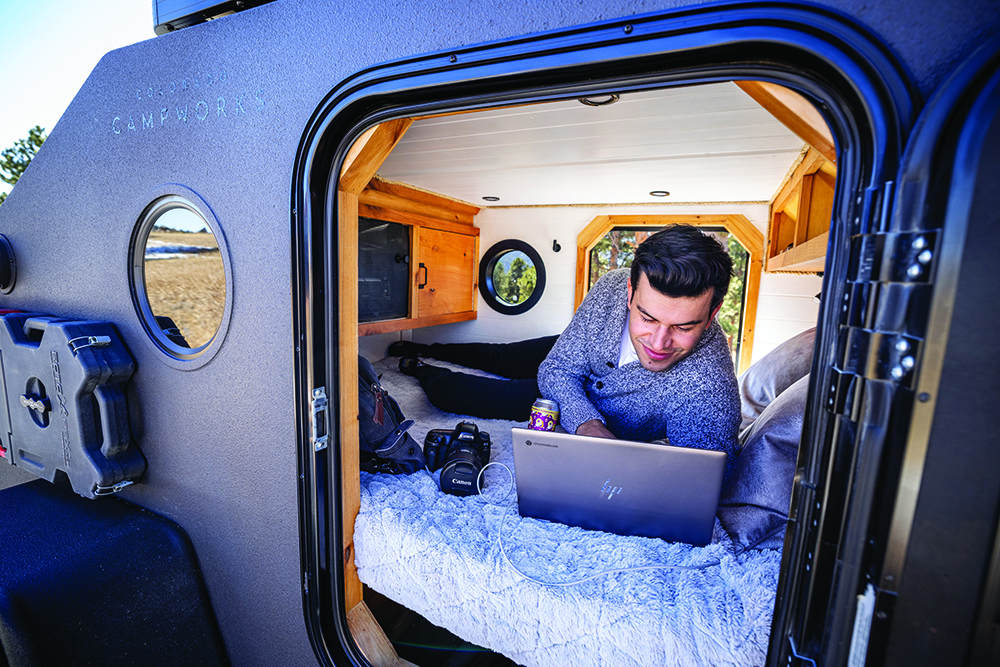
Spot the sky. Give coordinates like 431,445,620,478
0,0,153,196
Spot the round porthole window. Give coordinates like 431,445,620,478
478,240,546,315
130,188,232,368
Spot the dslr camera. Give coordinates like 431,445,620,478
423,421,492,497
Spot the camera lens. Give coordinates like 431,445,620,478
440,445,486,496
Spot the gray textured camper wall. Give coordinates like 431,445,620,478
0,1,997,666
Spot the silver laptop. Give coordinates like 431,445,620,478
511,427,726,546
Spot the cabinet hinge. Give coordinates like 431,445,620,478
311,387,328,451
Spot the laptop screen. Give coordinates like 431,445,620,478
511,427,726,546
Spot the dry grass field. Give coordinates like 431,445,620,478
144,231,225,348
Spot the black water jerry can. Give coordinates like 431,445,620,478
0,313,145,499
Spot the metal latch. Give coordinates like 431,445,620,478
311,387,328,451
20,393,50,414
94,479,134,496
68,335,112,355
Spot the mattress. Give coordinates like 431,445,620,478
354,356,782,667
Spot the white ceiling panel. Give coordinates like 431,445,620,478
377,82,808,207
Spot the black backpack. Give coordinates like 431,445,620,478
358,356,426,474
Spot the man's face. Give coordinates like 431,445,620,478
626,273,720,373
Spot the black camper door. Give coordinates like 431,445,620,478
772,35,1000,667
873,39,1000,667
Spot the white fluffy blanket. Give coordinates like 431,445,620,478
354,357,781,667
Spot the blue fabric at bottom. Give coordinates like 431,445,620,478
354,357,782,667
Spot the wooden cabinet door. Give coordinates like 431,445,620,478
417,229,476,318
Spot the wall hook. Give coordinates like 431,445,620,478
552,240,561,252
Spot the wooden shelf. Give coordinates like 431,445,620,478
357,311,477,337
766,147,835,273
766,231,829,273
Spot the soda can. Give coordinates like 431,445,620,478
529,399,559,431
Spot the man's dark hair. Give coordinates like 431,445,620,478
630,225,734,312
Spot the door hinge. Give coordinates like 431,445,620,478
830,328,923,416
827,366,860,417
854,180,893,237
311,387,328,451
839,328,923,384
849,230,939,286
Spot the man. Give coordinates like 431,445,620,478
538,225,740,464
391,225,740,464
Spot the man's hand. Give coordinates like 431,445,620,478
576,419,616,439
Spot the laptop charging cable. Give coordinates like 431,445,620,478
476,462,721,588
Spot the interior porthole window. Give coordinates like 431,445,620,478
478,240,546,315
130,188,232,369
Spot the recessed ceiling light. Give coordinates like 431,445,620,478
649,190,670,197
579,94,620,107
482,196,500,202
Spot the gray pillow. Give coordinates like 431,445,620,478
738,327,815,433
718,374,809,551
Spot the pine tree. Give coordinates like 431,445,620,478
0,126,47,205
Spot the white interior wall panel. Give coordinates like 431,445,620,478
407,204,813,366
752,272,824,361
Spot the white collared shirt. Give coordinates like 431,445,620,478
617,312,639,368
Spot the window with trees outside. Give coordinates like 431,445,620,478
479,239,547,315
492,250,537,306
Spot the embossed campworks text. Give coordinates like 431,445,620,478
50,351,71,467
111,69,266,137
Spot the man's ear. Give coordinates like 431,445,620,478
709,301,723,321
626,277,633,305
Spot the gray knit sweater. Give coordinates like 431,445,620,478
537,269,740,466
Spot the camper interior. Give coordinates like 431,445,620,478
335,80,833,666
351,81,830,365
